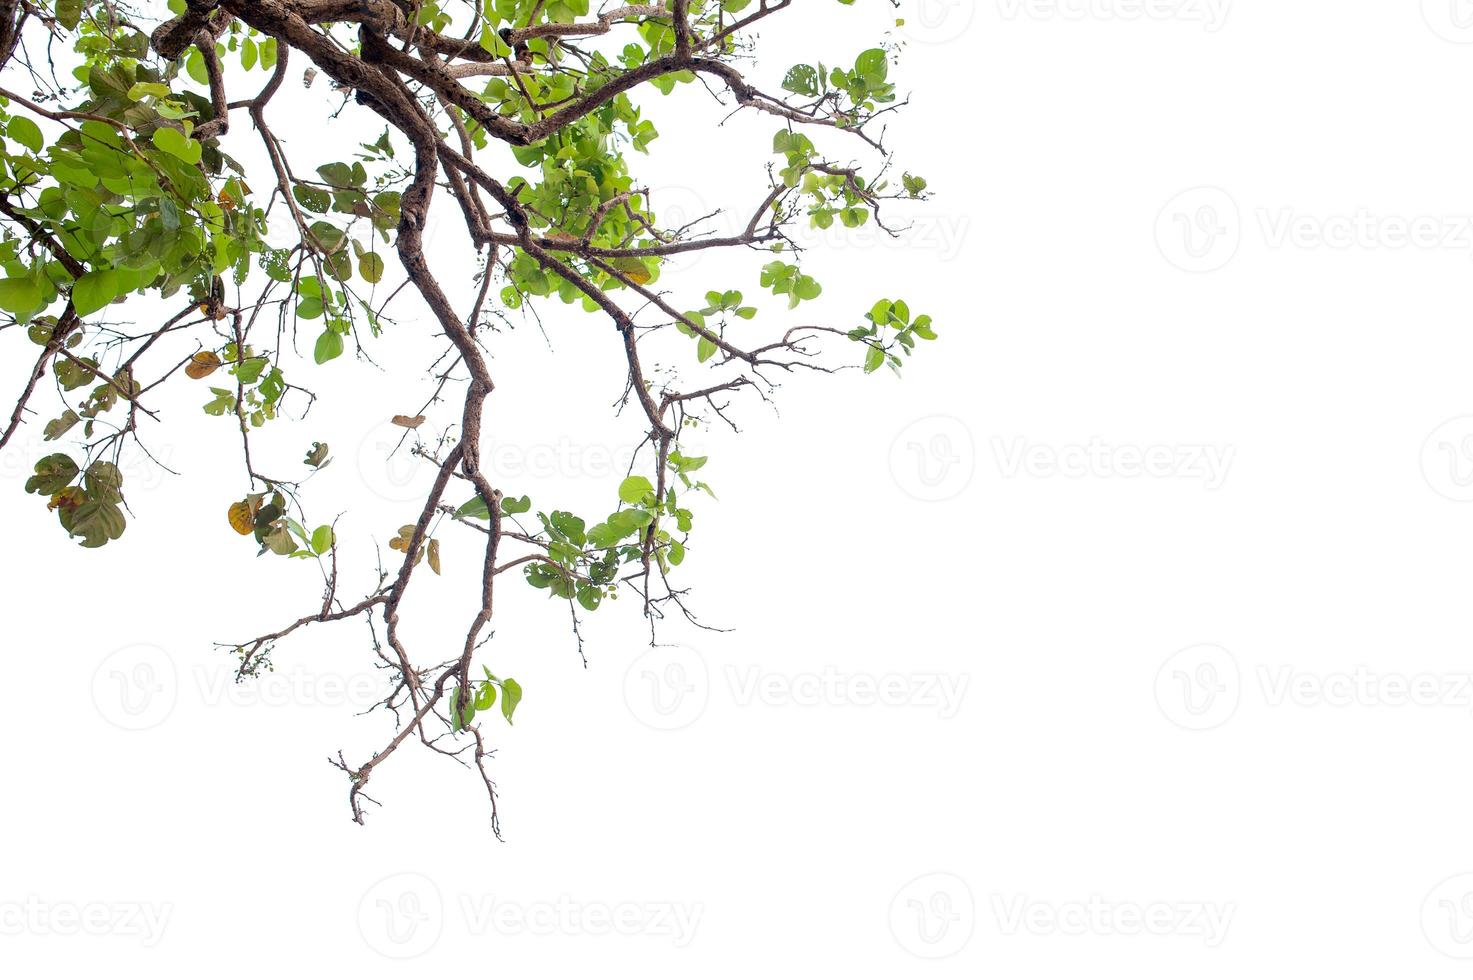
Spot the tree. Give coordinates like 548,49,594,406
0,0,936,834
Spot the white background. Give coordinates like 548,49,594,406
6,0,1473,975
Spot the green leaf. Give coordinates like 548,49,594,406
185,48,209,86
234,356,268,384
316,161,356,188
0,277,41,313
480,25,512,57
56,357,97,390
43,410,80,441
782,64,820,97
127,82,172,101
863,344,885,373
457,496,491,519
25,453,78,495
84,460,124,502
451,686,476,731
63,499,126,548
151,126,202,165
618,475,654,503
313,330,343,364
548,510,585,544
309,221,346,255
855,48,888,83
499,678,522,724
202,387,234,416
71,269,118,317
358,251,384,284
293,183,331,213
7,116,43,153
55,0,82,30
311,525,334,555
603,508,653,540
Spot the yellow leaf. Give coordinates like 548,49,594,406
49,486,84,514
428,538,441,575
186,351,222,379
610,257,652,285
228,499,256,535
388,524,416,553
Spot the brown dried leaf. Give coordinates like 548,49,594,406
185,351,222,379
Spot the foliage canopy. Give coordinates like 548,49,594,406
0,0,936,832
